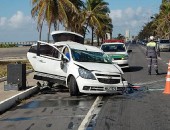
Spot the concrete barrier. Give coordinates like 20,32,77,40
0,86,39,113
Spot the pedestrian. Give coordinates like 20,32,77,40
146,36,160,75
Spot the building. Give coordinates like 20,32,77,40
125,29,130,42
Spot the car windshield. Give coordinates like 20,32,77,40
160,40,170,44
101,44,126,52
71,49,112,64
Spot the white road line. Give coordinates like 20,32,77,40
149,88,164,91
78,96,103,130
133,79,165,86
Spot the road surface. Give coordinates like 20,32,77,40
0,43,170,130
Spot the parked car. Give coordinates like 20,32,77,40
158,39,170,51
100,42,132,69
27,31,128,96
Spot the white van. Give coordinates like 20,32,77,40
27,31,128,96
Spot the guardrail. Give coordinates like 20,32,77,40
0,41,37,47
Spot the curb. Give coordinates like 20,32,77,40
0,86,39,113
0,70,37,113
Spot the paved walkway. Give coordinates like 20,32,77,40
0,72,39,113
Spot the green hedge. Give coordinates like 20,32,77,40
0,43,17,48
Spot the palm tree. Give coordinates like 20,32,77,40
64,0,85,34
95,17,113,45
82,0,111,45
159,1,170,38
31,0,81,42
138,1,170,39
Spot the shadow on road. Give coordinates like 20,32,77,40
123,66,143,72
40,85,69,94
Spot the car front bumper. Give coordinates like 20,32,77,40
76,76,128,94
160,47,170,51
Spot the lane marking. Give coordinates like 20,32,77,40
78,96,103,130
149,88,164,91
133,79,165,86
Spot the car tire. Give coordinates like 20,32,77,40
68,76,79,96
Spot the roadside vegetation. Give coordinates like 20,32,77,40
138,0,170,40
0,43,17,48
31,0,113,46
0,60,32,78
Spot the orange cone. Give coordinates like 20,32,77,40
163,60,170,94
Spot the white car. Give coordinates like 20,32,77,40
27,31,128,96
100,42,131,69
158,39,170,51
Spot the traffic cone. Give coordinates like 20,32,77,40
163,60,170,94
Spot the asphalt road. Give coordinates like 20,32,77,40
94,43,170,130
0,47,30,59
0,44,170,130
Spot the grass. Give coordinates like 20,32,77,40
0,60,33,78
0,43,17,48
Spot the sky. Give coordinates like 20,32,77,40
0,0,162,42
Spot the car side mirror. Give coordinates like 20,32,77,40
127,50,132,53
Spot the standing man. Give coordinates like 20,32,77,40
146,36,160,75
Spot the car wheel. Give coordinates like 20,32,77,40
68,76,79,96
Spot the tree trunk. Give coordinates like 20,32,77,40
91,27,94,46
97,36,99,46
47,23,51,43
39,22,43,41
83,24,88,39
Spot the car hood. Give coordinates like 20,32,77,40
105,52,128,55
105,52,128,59
74,62,123,74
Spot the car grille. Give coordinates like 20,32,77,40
95,74,120,77
118,64,128,67
98,78,120,84
113,58,122,60
95,73,121,84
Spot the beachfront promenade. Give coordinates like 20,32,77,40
0,39,92,46
0,41,37,46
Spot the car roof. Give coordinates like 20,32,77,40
32,41,102,52
101,42,124,45
51,30,83,38
54,41,102,52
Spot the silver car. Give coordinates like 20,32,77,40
158,39,170,51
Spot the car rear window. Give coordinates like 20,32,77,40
160,40,170,44
101,44,126,52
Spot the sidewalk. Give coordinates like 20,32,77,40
0,72,39,113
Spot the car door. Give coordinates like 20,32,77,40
27,44,37,70
36,43,67,78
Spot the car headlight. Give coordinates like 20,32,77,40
78,67,96,80
122,55,128,60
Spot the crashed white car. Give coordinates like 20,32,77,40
27,31,128,96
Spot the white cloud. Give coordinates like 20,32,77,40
109,7,153,36
0,11,40,42
110,9,122,19
8,11,32,28
0,17,7,26
125,7,134,18
0,11,34,29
